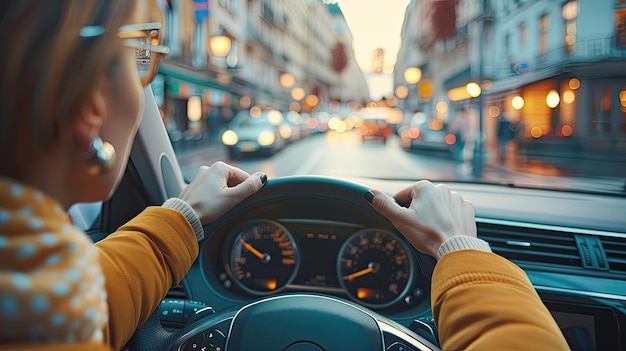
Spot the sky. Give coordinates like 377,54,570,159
334,0,411,100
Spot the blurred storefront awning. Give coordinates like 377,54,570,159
158,59,251,97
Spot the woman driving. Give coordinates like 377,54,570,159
0,1,568,350
0,2,265,350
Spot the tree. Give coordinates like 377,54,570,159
331,42,348,74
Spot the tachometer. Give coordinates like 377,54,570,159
226,220,299,295
337,229,414,308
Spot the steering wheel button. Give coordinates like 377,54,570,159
386,342,413,351
205,328,226,349
183,334,210,351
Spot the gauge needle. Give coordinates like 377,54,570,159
343,266,374,281
241,240,270,263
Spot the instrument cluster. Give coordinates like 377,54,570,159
204,218,430,312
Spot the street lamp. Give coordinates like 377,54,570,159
465,82,483,177
209,34,231,57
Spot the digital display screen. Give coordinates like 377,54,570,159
283,222,353,289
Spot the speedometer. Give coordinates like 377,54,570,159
226,220,299,295
337,229,414,309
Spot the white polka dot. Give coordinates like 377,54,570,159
66,268,80,281
53,282,70,296
40,233,57,246
51,312,65,326
29,218,43,230
19,206,33,217
93,329,103,342
1,295,18,316
12,272,31,290
0,210,9,224
11,184,23,197
0,235,7,248
45,254,61,266
63,224,74,232
17,243,37,259
31,294,49,312
66,242,78,251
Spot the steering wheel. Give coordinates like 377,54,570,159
131,176,440,351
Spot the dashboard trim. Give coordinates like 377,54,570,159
476,217,626,238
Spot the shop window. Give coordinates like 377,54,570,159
616,7,626,47
519,23,527,49
562,1,578,54
559,81,577,136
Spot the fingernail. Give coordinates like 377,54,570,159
364,191,374,204
259,173,267,184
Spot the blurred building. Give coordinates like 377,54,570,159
395,0,626,166
487,0,626,165
147,0,369,142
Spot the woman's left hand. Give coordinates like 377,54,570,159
178,161,267,224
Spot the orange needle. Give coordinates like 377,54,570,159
241,240,265,260
343,266,374,281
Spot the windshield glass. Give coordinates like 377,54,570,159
154,0,626,195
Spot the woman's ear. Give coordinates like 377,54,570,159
71,87,107,151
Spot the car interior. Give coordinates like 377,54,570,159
72,87,626,351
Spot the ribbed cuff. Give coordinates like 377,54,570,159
436,235,491,261
162,198,204,241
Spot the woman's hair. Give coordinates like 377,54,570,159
0,1,136,178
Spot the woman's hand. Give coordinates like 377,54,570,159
178,161,267,224
366,180,476,257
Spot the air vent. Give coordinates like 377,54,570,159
478,222,582,269
599,236,626,273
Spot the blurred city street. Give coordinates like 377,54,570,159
175,132,626,194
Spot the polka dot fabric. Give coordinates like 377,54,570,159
0,178,108,344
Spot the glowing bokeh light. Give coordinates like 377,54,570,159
546,90,560,108
512,95,525,110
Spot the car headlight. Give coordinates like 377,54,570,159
279,125,292,139
222,130,238,146
257,131,276,146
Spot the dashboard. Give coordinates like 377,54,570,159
165,176,626,350
204,218,427,312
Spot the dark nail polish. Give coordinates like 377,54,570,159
259,173,267,184
364,191,374,204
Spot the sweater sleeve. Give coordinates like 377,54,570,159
431,250,570,350
94,206,199,351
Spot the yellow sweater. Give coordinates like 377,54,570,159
0,178,198,351
432,250,570,350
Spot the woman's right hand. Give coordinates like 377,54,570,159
365,180,477,258
178,161,266,225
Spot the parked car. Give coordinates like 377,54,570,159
399,112,455,155
221,108,288,158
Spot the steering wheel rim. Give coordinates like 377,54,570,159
132,176,440,351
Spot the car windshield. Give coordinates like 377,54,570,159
153,0,626,195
